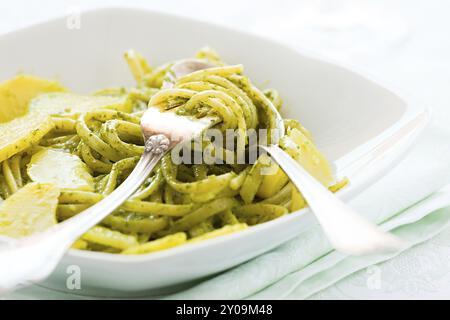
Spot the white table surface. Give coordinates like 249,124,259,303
1,0,450,299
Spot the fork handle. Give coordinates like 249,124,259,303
0,150,164,295
261,144,405,256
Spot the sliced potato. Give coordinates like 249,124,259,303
0,112,54,162
0,183,60,237
257,164,289,199
28,149,94,191
281,128,334,186
30,92,133,118
0,75,65,123
290,186,306,212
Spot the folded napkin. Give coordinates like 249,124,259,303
164,125,450,299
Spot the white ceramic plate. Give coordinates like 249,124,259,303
0,8,429,297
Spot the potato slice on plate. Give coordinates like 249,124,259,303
30,92,133,118
280,128,334,186
290,185,306,212
0,183,60,238
0,112,54,162
0,75,65,123
257,164,289,199
28,149,95,191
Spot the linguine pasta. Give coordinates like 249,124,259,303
0,48,347,254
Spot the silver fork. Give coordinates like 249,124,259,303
0,60,404,294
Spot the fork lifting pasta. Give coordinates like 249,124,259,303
0,48,347,254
